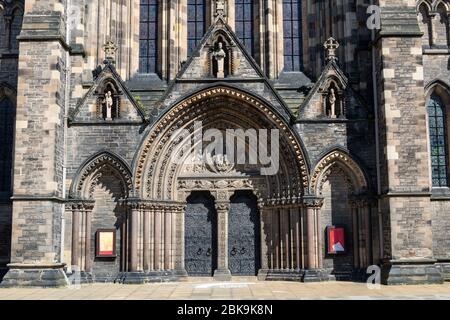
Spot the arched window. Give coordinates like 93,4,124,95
188,0,206,56
418,3,432,48
428,93,449,187
139,0,159,73
434,3,450,47
10,7,23,51
235,0,254,56
0,97,14,196
283,0,303,71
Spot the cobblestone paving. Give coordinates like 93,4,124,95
0,278,449,300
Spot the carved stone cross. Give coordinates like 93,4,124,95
215,0,226,17
103,39,118,63
324,37,339,62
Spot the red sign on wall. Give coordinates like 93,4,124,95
327,226,346,254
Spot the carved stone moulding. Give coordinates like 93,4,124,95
72,153,133,200
310,150,368,196
134,86,309,197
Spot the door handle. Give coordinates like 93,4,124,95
206,248,211,256
240,247,246,254
197,248,202,255
230,247,237,256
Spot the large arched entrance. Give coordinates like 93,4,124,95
62,86,375,283
127,85,325,281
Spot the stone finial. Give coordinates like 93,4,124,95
103,39,118,64
215,0,227,18
324,37,339,62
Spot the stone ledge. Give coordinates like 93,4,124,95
0,264,69,288
262,269,304,282
259,269,331,282
117,271,186,284
303,269,331,283
381,260,444,285
17,11,69,50
436,262,450,281
377,7,423,39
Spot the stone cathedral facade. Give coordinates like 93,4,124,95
1,0,450,287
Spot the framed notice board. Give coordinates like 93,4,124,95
95,229,116,258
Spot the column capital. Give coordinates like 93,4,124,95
65,200,94,211
303,196,324,209
215,201,230,212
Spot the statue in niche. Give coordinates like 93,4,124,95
328,88,337,118
102,90,114,121
213,42,227,78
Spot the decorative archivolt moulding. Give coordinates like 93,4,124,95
134,87,309,194
310,150,367,195
74,154,132,199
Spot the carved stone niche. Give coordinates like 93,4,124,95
320,78,346,119
207,33,235,78
95,79,122,121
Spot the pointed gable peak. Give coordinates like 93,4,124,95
176,15,264,80
69,61,145,123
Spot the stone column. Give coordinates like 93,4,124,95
289,205,298,271
358,201,366,268
213,202,232,281
306,205,317,269
129,203,140,272
300,206,306,270
164,205,172,270
71,204,81,269
281,206,291,269
303,196,325,282
363,200,373,266
171,205,177,270
316,206,323,269
273,207,281,270
154,205,162,271
351,199,360,269
143,204,150,271
179,204,186,271
257,203,270,280
259,205,269,270
84,203,93,273
122,200,148,284
279,206,286,270
149,204,155,271
121,215,128,272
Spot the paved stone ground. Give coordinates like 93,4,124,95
0,278,450,300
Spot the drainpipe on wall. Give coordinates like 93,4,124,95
370,0,384,263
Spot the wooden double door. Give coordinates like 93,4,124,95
184,191,260,276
